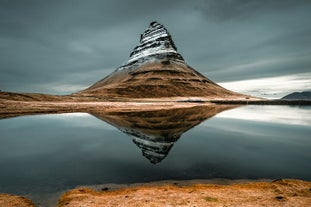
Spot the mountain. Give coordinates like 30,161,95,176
282,91,311,100
91,105,238,164
75,21,247,100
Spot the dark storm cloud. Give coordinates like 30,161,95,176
0,0,189,93
183,0,311,81
0,0,310,94
195,0,310,21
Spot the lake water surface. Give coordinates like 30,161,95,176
0,105,310,206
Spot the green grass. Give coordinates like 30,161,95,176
204,196,218,202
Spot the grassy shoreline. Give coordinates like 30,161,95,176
1,179,310,207
1,98,310,119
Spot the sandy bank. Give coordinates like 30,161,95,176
0,100,217,119
0,194,35,207
1,179,310,206
58,179,311,207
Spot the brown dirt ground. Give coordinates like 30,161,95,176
0,194,35,207
57,179,311,207
78,61,247,99
1,180,310,207
0,100,220,119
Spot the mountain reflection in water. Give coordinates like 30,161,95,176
91,105,238,164
0,104,239,164
1,104,310,207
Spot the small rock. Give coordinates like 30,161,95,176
275,196,285,200
272,179,283,183
101,187,109,191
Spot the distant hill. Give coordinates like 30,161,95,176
281,91,311,100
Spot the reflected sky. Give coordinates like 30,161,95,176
0,105,310,206
216,105,311,126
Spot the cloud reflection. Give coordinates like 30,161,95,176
216,105,311,126
32,113,115,130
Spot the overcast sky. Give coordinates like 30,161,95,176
0,0,310,97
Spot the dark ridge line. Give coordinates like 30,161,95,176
208,100,311,105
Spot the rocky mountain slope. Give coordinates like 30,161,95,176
75,22,247,100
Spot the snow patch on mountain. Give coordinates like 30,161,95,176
117,21,184,71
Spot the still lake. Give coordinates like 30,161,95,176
0,105,310,204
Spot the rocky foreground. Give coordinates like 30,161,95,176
1,179,310,207
0,194,35,207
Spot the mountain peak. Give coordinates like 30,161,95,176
77,22,247,100
139,21,175,48
126,21,184,65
